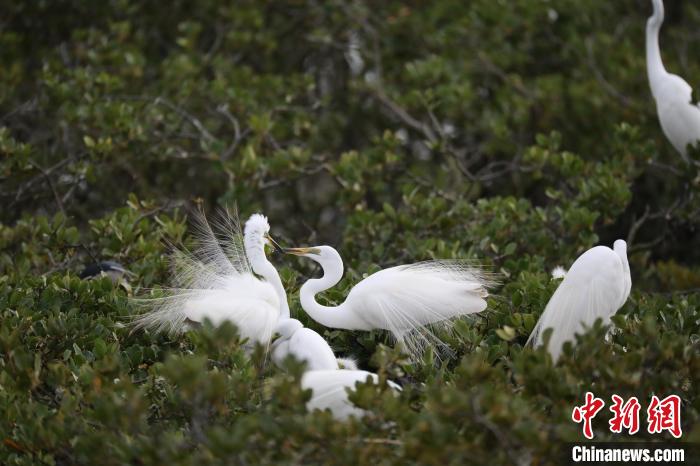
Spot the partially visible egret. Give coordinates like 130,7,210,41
301,370,401,421
271,318,339,371
646,0,700,160
132,211,286,345
284,245,491,359
527,240,631,361
272,317,399,419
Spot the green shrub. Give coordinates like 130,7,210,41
1,1,699,464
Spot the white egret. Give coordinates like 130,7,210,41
271,317,399,419
527,240,631,361
646,0,700,160
133,212,398,419
284,245,491,359
301,369,401,421
132,212,287,345
271,318,339,371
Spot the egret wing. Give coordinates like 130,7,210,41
301,370,396,420
272,328,339,371
131,209,280,344
132,278,280,344
345,261,490,358
527,246,627,361
659,99,700,157
655,75,700,158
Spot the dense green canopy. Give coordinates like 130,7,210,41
1,1,699,464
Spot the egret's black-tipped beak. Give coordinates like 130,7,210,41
283,246,321,256
264,233,285,254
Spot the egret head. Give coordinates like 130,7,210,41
649,0,664,25
244,213,284,255
273,318,304,340
613,239,627,255
284,245,341,267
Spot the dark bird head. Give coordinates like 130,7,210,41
79,261,132,282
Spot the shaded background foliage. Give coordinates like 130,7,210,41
1,0,699,464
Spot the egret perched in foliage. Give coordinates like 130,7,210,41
284,245,491,359
301,369,401,421
271,318,339,371
272,317,399,419
132,211,286,345
646,0,700,160
527,240,631,361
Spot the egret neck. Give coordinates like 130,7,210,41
246,236,290,319
298,251,357,329
646,0,668,95
613,240,631,304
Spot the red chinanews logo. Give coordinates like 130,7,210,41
571,393,682,439
609,395,641,435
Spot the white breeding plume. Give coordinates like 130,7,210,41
646,0,700,160
527,240,631,361
131,210,286,345
284,245,492,359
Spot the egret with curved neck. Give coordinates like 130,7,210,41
285,245,491,359
646,0,700,160
292,247,360,330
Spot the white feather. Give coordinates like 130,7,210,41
647,0,700,160
653,74,700,159
336,357,359,370
271,319,339,371
346,261,490,357
295,246,494,361
527,240,631,361
131,209,281,345
301,369,400,420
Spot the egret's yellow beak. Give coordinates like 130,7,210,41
264,233,285,254
284,247,321,256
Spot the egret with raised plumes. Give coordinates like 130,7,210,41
131,212,286,345
284,245,491,359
